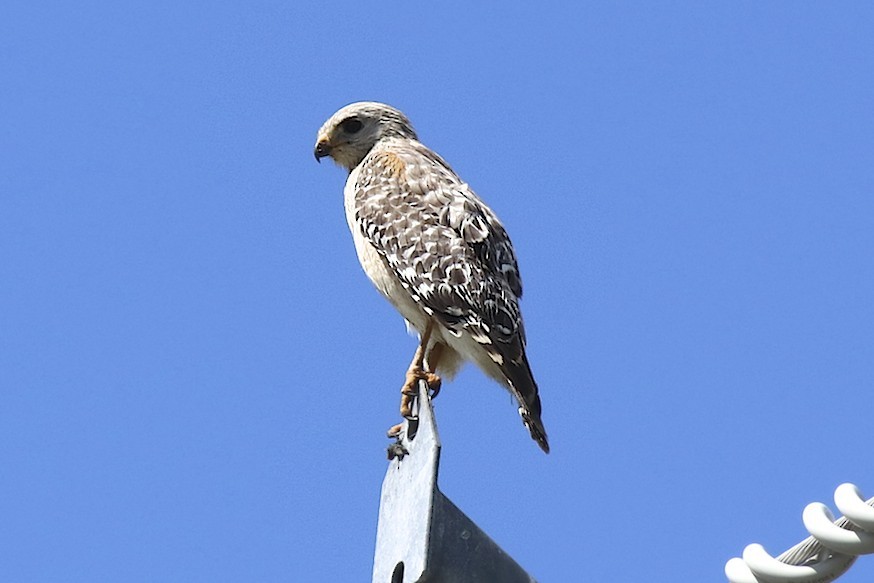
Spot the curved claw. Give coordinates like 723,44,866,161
424,372,441,398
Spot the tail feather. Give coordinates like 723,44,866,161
505,357,549,454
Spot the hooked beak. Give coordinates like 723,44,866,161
314,140,332,163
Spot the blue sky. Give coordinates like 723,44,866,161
2,2,873,581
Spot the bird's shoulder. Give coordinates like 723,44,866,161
353,139,459,205
352,138,523,299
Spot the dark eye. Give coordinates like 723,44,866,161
341,118,363,134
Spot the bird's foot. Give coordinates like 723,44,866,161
399,365,441,419
386,364,438,451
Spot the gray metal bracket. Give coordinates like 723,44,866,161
372,381,537,583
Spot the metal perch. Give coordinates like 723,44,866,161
372,380,536,583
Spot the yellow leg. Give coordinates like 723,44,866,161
387,322,443,439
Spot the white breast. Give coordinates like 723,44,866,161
342,167,469,381
344,168,428,331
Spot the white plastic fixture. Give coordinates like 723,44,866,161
725,483,874,583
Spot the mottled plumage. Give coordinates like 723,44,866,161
315,102,549,453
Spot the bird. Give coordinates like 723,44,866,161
314,102,549,453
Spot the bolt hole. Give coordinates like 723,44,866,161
406,417,419,441
391,561,404,583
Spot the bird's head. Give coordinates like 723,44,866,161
314,102,418,170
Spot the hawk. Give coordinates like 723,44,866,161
314,102,549,453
